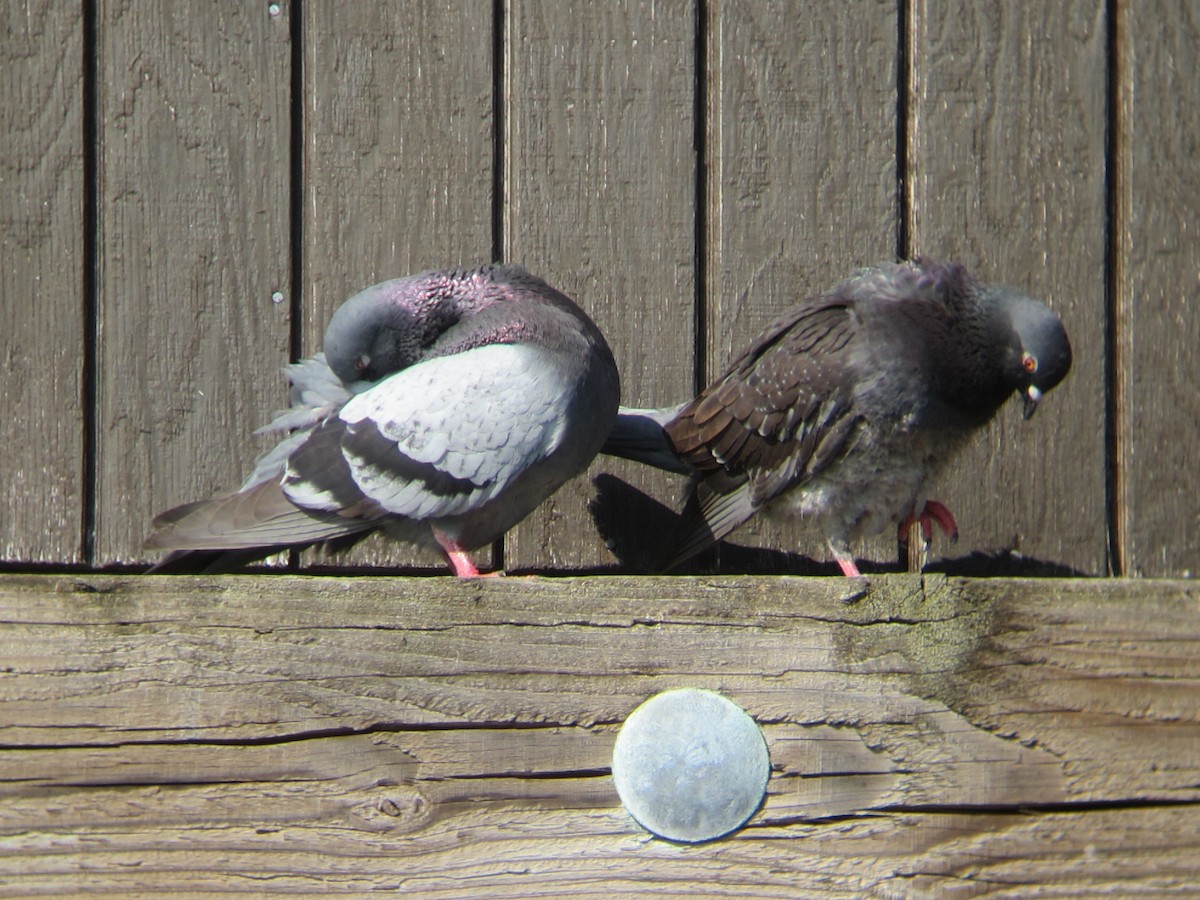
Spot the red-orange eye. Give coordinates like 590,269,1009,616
1022,353,1038,373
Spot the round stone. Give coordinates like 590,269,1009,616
611,688,770,843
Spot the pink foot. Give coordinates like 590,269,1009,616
432,528,498,578
898,500,959,545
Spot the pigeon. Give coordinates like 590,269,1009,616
145,264,620,577
601,257,1072,576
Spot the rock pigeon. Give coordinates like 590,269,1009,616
601,257,1072,576
145,265,620,577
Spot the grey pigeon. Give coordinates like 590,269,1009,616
602,257,1072,576
146,265,620,577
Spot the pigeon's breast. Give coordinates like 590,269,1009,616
764,420,965,545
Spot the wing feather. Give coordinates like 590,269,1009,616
663,301,864,566
287,343,574,522
145,480,377,551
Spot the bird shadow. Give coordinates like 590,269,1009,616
585,473,1088,578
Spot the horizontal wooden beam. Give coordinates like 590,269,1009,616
1,573,1197,894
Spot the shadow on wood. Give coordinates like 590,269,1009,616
587,473,1090,578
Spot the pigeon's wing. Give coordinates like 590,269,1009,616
282,343,576,522
838,257,972,311
143,352,382,557
662,470,756,570
663,302,864,566
240,352,358,491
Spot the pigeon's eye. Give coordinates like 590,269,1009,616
1022,352,1038,374
356,355,370,371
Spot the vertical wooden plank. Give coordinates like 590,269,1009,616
504,0,697,571
909,1,1108,574
96,2,291,564
705,0,898,571
0,3,84,563
302,3,493,570
1117,2,1200,577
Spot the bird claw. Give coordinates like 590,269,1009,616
898,500,959,549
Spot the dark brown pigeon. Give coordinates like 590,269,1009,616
601,257,1072,575
146,265,620,577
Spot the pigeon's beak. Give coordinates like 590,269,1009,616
1022,385,1043,420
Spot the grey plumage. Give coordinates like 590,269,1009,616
598,404,691,476
601,257,1072,575
146,265,620,577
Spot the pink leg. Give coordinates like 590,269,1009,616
444,547,482,578
829,543,862,577
432,527,498,578
835,556,862,577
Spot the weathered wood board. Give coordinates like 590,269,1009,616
504,0,697,571
2,573,1198,895
0,2,85,563
93,0,292,565
300,2,495,570
1115,2,1200,578
909,1,1109,576
4,0,1200,583
700,0,899,573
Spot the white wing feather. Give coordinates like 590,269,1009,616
334,343,573,519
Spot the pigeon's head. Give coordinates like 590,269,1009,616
323,278,444,384
993,289,1073,419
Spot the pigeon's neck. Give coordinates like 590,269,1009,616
428,267,607,361
926,304,1017,425
431,296,582,359
392,269,517,359
413,275,487,338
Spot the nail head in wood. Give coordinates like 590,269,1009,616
611,688,770,843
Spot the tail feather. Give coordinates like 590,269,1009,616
146,547,291,574
663,473,757,571
145,480,379,554
600,405,692,475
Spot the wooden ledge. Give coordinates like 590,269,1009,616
1,573,1198,895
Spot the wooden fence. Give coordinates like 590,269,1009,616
3,0,1197,577
2,1,1200,895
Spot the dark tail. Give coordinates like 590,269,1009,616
600,405,692,475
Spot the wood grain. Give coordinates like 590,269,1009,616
95,0,292,564
701,0,899,573
0,2,84,563
503,0,697,571
909,1,1109,575
299,3,494,571
1,573,1198,895
3,0,1196,593
1115,2,1200,577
